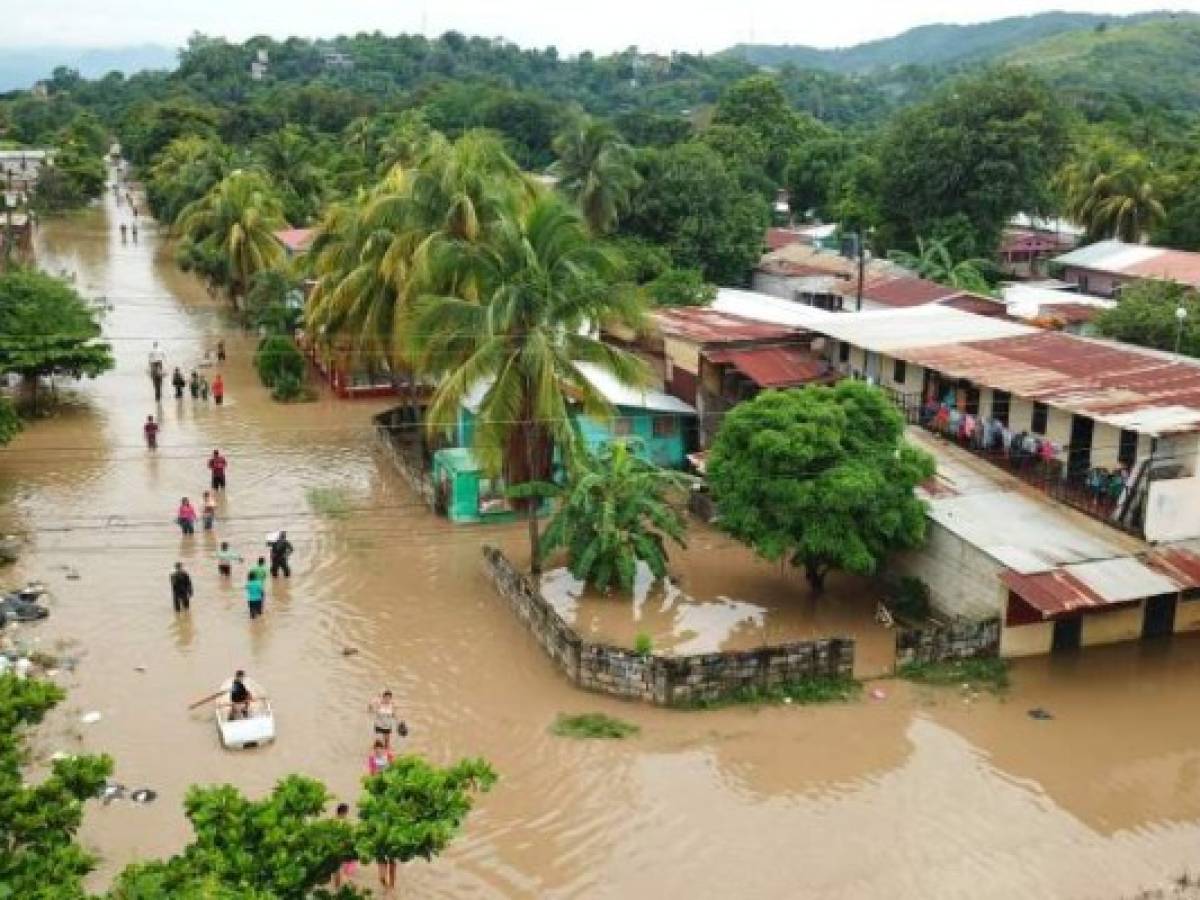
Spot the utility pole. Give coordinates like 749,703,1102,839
1176,305,1188,355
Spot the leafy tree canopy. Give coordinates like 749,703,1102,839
622,142,768,286
0,268,114,408
712,75,829,182
708,381,935,592
876,66,1072,256
1094,280,1200,357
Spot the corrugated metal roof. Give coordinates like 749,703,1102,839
899,331,1200,434
654,307,805,345
858,276,961,308
1067,557,1179,602
798,306,1036,352
1001,568,1110,617
704,346,833,388
711,289,837,329
274,227,316,253
463,364,696,416
1054,240,1200,285
1146,548,1200,589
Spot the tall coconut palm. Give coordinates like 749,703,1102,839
1058,143,1165,243
548,119,641,236
409,193,648,572
177,169,288,302
307,132,533,376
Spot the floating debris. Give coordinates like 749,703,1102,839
130,788,157,804
870,688,887,701
80,710,102,724
99,782,127,804
1027,707,1054,720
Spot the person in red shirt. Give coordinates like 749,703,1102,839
208,449,228,492
143,415,159,450
211,373,225,406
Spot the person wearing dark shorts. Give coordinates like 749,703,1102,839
170,562,193,613
245,572,264,619
270,531,293,578
208,449,227,492
369,690,398,748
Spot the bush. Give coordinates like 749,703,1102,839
255,335,305,388
634,632,654,656
682,674,862,709
551,713,640,740
898,657,1010,693
890,576,932,622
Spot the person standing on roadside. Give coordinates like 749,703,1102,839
199,375,210,402
148,342,166,402
171,367,186,399
143,414,159,450
211,373,225,406
170,562,193,613
217,340,227,362
245,571,264,619
177,497,197,535
270,531,293,578
208,449,227,492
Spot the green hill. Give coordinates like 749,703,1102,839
726,11,1188,72
1003,16,1200,113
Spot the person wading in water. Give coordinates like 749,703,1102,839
169,562,193,613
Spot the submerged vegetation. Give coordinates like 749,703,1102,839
551,712,641,740
681,675,863,710
898,657,1011,693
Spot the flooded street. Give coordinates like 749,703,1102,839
7,190,1200,899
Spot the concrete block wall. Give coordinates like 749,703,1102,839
482,547,856,706
895,618,1001,667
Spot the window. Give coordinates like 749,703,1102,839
612,417,633,436
965,387,980,416
992,390,1011,426
1119,429,1138,467
652,415,678,438
892,359,907,385
838,341,850,364
1031,402,1049,435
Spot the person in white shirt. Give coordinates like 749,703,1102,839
148,343,166,402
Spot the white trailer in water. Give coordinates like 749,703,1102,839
214,678,275,749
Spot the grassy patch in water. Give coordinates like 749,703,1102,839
306,487,353,520
898,657,1010,693
681,674,862,710
551,712,640,740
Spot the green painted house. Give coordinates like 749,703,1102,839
434,363,696,524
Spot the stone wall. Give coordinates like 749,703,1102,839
374,409,435,509
895,618,1001,668
483,546,856,706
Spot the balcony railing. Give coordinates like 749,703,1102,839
886,389,1144,537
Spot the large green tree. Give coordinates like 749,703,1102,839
0,675,113,899
0,268,114,411
410,193,647,572
1094,280,1200,357
708,382,935,593
549,118,641,235
876,67,1071,255
534,440,689,593
712,75,828,183
622,142,769,286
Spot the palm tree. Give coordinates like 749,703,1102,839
409,193,648,572
306,132,533,377
548,119,641,236
177,169,288,303
253,126,325,224
888,237,991,293
538,440,689,593
1058,143,1165,243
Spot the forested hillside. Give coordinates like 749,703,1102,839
725,11,1180,71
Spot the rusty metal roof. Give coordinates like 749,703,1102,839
899,330,1200,434
1000,568,1110,617
1054,240,1200,286
857,276,962,308
1002,548,1200,619
704,346,833,388
654,307,806,345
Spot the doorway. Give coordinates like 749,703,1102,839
1142,594,1177,639
1052,616,1082,652
1068,415,1094,482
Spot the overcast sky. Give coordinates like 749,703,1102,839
1,0,1188,53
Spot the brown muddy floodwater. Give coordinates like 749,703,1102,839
5,187,1200,899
